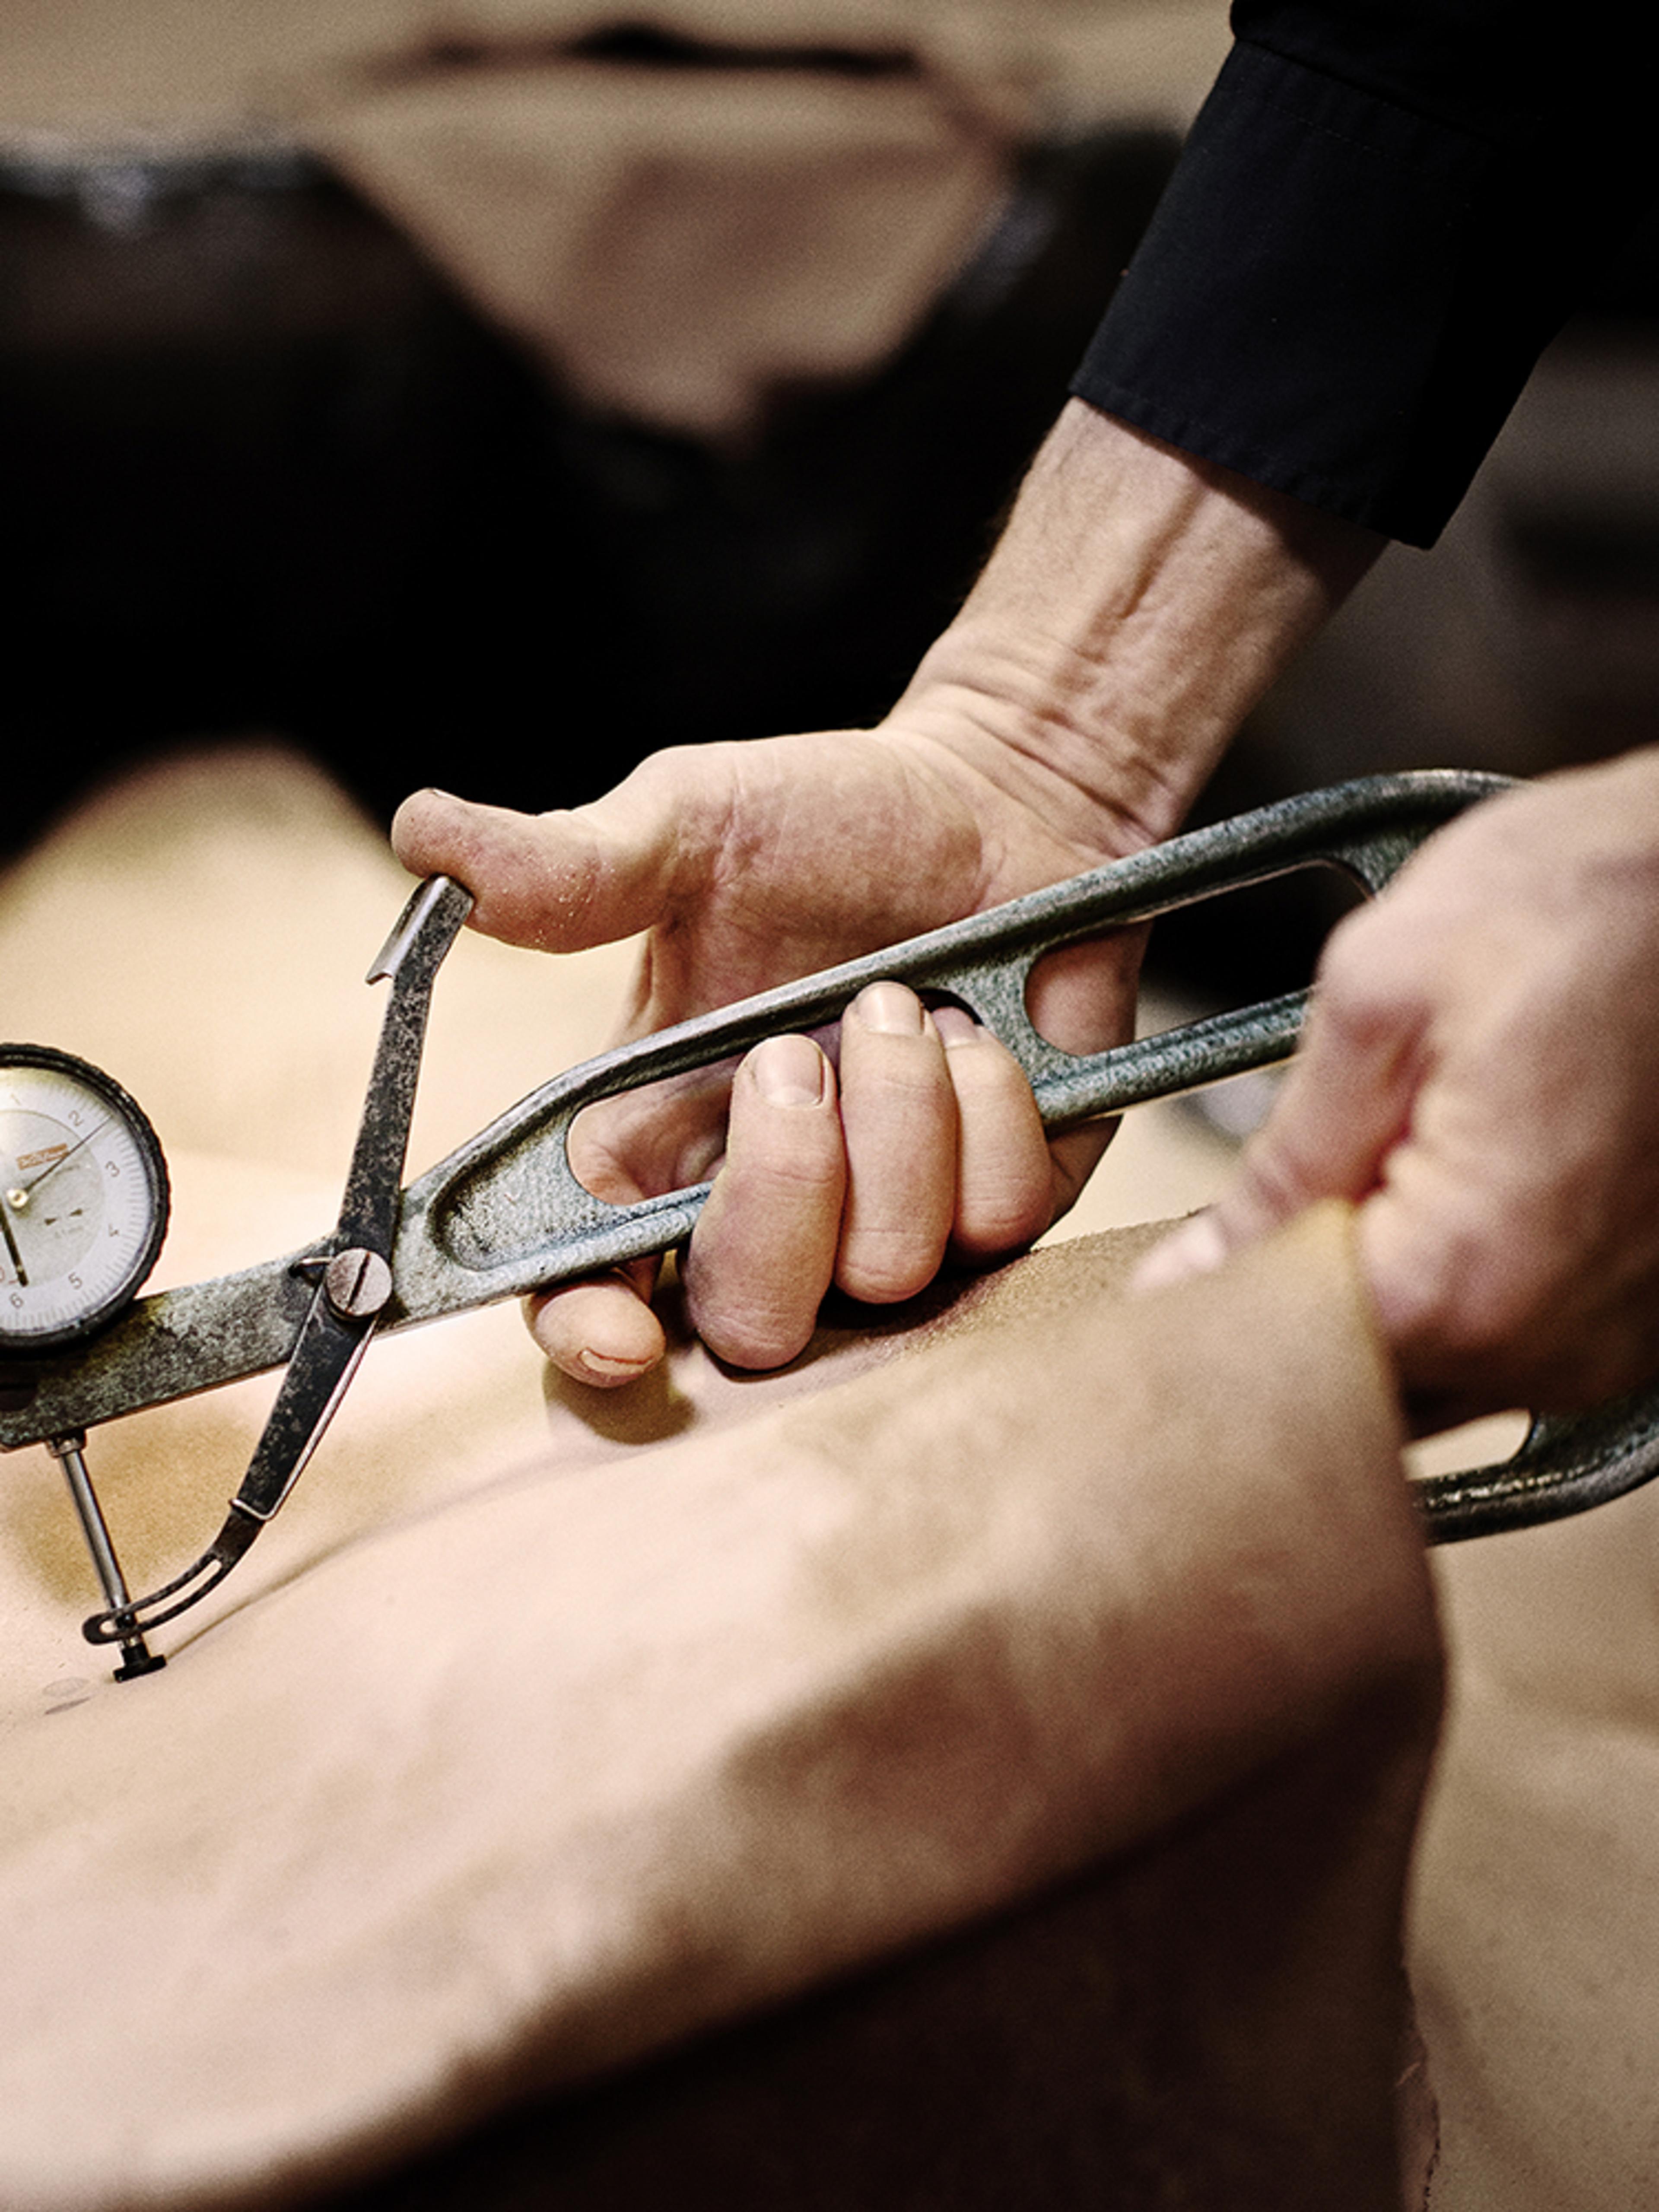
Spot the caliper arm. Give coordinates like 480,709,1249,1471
80,877,473,1644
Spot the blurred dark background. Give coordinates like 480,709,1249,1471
0,129,1176,833
4,118,1658,1009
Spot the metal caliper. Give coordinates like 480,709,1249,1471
4,770,1656,1678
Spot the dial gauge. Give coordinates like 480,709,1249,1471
0,1046,170,1351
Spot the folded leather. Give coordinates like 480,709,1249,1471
0,1201,1439,2209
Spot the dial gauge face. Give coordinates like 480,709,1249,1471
0,1046,170,1351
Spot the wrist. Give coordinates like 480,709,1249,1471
891,402,1382,855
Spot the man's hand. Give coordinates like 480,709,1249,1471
394,725,1141,1379
394,406,1379,1384
1138,752,1659,1422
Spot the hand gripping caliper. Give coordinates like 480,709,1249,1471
4,770,1657,1677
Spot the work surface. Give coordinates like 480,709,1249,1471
1,747,1656,2211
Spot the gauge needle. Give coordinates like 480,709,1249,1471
0,1195,28,1287
16,1118,110,1200
3,1116,111,1285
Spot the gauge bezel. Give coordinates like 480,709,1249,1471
0,1044,171,1351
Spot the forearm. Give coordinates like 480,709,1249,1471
891,402,1383,857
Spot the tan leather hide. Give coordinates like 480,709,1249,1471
6,746,1656,2212
0,747,1440,2210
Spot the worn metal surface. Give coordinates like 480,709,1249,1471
228,871,473,1529
0,770,1510,1446
1418,1388,1659,1542
12,766,1659,1548
49,1433,164,1676
79,874,472,1642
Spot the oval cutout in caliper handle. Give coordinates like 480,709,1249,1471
394,770,1512,1319
13,771,1659,1552
396,768,1659,1545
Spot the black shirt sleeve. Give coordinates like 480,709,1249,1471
1071,4,1653,545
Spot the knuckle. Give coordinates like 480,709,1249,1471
1376,1217,1535,1391
1313,908,1412,1039
684,1254,818,1370
953,1173,1052,1258
950,1212,1042,1263
1229,1126,1318,1227
703,1309,811,1370
752,1145,848,1201
836,1229,940,1305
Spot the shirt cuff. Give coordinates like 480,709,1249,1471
1070,37,1597,546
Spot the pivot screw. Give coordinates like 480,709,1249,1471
324,1248,393,1321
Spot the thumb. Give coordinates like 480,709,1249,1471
391,765,709,954
1133,961,1425,1293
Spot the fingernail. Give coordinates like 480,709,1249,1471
574,1347,654,1382
1130,1211,1230,1294
854,982,924,1036
753,1033,827,1106
931,1005,982,1049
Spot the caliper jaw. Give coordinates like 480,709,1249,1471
81,877,472,1657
